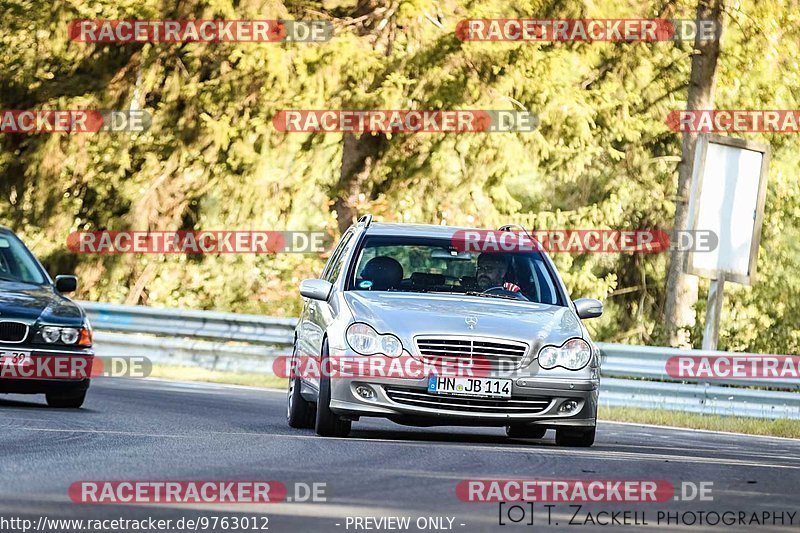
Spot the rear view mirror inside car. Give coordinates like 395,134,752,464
430,249,472,260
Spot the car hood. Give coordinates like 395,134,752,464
0,281,84,325
343,291,584,354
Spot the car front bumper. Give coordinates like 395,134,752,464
0,345,94,395
327,375,598,428
0,378,91,394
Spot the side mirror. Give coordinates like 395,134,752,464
300,279,333,301
54,275,78,293
574,298,603,319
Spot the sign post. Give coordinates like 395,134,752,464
686,134,770,350
701,275,725,351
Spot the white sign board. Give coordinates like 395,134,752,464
687,134,770,285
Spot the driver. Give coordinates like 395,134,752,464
476,253,521,293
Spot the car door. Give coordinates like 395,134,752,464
299,230,355,388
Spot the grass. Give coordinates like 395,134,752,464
599,405,800,439
147,365,800,439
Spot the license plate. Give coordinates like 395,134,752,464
0,350,31,366
427,376,511,398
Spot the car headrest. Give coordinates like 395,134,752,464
361,256,403,290
410,272,445,287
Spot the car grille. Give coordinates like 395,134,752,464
415,336,529,371
385,387,552,414
0,321,28,343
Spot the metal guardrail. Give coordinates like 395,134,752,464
92,332,283,374
81,301,800,420
597,342,800,390
600,378,800,419
81,301,295,345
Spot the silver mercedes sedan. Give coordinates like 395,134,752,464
288,216,603,446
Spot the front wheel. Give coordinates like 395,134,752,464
287,342,315,429
46,390,87,408
555,426,595,447
287,376,314,428
314,340,351,438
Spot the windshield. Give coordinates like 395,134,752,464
348,235,564,306
0,233,47,284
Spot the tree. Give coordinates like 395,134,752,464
663,0,725,347
1,0,798,355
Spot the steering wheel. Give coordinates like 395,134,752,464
481,286,528,300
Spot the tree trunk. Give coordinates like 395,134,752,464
664,0,725,347
331,0,395,235
333,132,385,234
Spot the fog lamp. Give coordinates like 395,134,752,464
355,385,375,400
558,400,579,414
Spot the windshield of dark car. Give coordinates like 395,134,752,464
347,235,564,306
0,233,46,284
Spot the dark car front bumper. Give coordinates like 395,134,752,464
0,345,94,395
0,377,91,394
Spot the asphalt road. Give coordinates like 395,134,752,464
1,378,799,533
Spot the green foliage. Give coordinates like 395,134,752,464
0,0,798,353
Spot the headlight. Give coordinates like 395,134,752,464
537,338,592,370
346,323,380,354
38,326,91,346
346,323,403,357
379,334,403,357
41,326,62,343
60,328,80,344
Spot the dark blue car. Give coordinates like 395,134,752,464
0,226,93,407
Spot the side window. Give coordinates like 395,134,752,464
322,231,354,282
327,236,356,283
533,260,558,305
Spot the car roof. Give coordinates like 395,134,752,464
362,222,478,239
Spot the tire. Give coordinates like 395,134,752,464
555,426,596,447
314,340,351,438
287,345,315,429
506,425,547,439
46,390,87,408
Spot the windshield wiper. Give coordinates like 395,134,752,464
463,291,521,301
385,287,429,293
